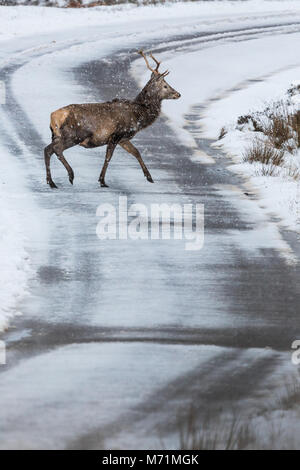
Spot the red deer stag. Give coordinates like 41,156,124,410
44,51,180,188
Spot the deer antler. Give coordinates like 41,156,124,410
138,50,157,74
139,50,169,77
149,53,161,73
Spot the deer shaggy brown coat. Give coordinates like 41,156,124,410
44,51,181,188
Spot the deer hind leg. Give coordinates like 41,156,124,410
52,137,75,185
119,141,154,183
99,142,117,187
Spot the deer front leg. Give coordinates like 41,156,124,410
99,142,117,187
119,141,154,183
44,143,57,189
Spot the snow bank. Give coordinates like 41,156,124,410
0,143,33,332
1,1,300,44
209,75,300,232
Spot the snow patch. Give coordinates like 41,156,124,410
0,143,33,332
213,78,300,233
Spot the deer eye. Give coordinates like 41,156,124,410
164,86,167,89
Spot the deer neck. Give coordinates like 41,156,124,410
134,87,162,129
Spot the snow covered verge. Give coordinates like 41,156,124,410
0,144,34,332
216,84,300,232
1,1,300,44
177,368,300,449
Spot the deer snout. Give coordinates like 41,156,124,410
173,92,181,99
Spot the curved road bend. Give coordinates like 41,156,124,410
0,24,300,449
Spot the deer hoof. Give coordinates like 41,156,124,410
69,175,74,185
100,182,109,188
48,180,58,189
146,175,154,183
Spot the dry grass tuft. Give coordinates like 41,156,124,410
278,373,300,410
290,110,300,148
286,166,300,181
256,165,280,177
178,408,253,450
238,104,299,151
236,98,300,176
218,127,227,140
263,104,294,150
243,140,284,167
173,373,300,450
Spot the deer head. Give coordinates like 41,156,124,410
139,50,181,101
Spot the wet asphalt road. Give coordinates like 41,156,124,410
0,26,300,449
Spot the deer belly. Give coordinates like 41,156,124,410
79,130,109,148
79,138,99,148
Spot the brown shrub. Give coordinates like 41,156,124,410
290,110,300,148
243,140,285,167
264,106,293,149
237,102,300,154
